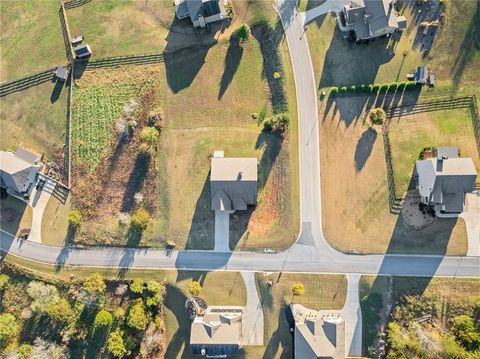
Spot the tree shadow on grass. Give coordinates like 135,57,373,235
85,324,110,359
186,174,215,250
218,34,243,100
121,151,151,213
251,20,288,114
354,127,378,172
164,284,192,359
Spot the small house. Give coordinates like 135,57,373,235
210,151,258,212
74,44,92,59
190,306,243,357
290,304,346,359
54,66,69,82
0,148,42,195
175,0,228,28
415,147,477,216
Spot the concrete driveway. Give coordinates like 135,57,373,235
214,210,232,252
300,0,350,26
241,272,264,346
461,192,480,256
341,274,362,357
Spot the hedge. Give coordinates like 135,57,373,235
330,81,418,97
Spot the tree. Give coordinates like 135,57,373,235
0,314,18,347
67,210,82,227
451,315,480,350
291,283,305,297
369,108,386,125
140,127,160,146
83,273,106,295
94,309,113,329
130,279,145,294
130,208,151,230
236,24,250,42
146,280,163,295
0,273,9,291
146,292,162,307
107,329,128,358
187,281,202,296
127,300,149,330
47,298,75,326
18,343,33,359
26,281,60,313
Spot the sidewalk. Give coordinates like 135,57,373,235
241,272,264,346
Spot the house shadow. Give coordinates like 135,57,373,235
229,207,254,250
186,174,215,250
260,301,293,359
354,127,377,171
218,33,243,100
303,0,329,28
164,14,227,94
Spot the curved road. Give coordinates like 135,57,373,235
1,0,479,278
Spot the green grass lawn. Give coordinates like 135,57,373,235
0,81,68,159
0,1,66,81
41,195,71,247
0,196,33,236
242,273,347,358
388,107,480,196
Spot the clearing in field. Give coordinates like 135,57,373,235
69,2,299,250
319,93,468,255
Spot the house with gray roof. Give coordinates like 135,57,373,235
175,0,228,28
210,151,258,212
290,304,345,359
415,147,477,216
190,306,243,357
340,0,406,41
0,148,41,195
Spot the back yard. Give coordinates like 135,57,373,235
319,93,469,255
0,196,32,237
69,2,299,250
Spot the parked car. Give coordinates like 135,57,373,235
264,248,276,253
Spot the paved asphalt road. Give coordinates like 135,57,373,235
1,0,479,279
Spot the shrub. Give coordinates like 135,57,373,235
146,293,162,307
330,87,338,96
263,112,290,134
130,279,145,294
0,314,18,347
127,300,149,331
273,71,282,79
113,307,125,319
397,81,407,90
372,84,381,93
389,82,398,91
140,127,160,146
380,83,389,92
67,210,82,227
406,81,417,90
83,273,106,295
368,84,374,92
187,281,202,296
358,84,366,93
291,283,305,296
451,315,480,350
340,86,347,93
18,344,32,359
369,108,386,125
236,24,250,42
130,208,151,230
94,309,113,328
108,329,128,358
0,274,9,291
225,1,234,17
349,85,356,92
146,281,163,295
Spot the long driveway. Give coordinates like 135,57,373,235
1,0,479,279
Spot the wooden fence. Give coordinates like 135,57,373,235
0,68,55,97
59,2,74,63
63,0,91,10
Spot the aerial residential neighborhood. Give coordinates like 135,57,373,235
0,0,479,358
